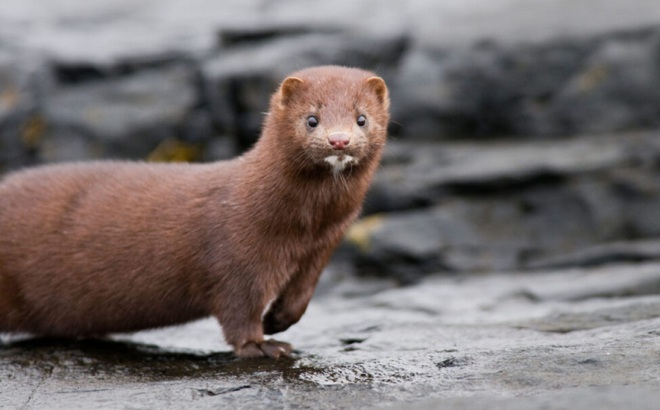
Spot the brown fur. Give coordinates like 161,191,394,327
0,66,389,358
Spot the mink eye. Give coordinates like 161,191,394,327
307,116,319,128
357,115,366,127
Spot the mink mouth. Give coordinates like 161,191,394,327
323,154,358,175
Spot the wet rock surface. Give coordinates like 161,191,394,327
3,262,660,409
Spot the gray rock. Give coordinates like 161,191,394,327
43,65,198,159
395,386,660,410
0,1,250,69
549,32,660,135
407,0,660,49
393,41,588,138
202,135,240,162
38,126,102,164
216,23,342,47
0,50,50,172
515,262,660,301
351,187,601,281
356,132,660,279
392,27,660,139
5,0,660,65
368,132,657,213
529,239,660,270
515,298,660,333
618,170,660,238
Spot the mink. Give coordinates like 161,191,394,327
0,65,389,358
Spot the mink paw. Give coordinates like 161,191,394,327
235,339,293,359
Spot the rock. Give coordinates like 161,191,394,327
393,41,587,138
395,386,660,410
392,27,660,139
529,239,660,270
42,65,199,160
617,169,660,238
350,187,602,281
366,132,658,214
0,50,49,172
216,23,341,47
549,31,660,135
515,297,660,333
38,127,102,164
0,1,248,69
354,132,660,279
513,262,660,301
407,0,660,49
199,135,239,162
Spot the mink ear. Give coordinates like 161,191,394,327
366,76,389,107
280,77,304,106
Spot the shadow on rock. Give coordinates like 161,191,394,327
0,337,312,382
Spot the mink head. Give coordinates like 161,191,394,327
266,66,390,176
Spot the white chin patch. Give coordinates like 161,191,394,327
324,155,357,175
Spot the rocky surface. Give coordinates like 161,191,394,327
349,131,660,281
2,0,660,408
2,262,660,409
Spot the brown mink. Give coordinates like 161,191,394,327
0,65,389,358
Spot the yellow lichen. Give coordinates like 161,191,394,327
578,64,609,92
147,138,202,163
21,115,46,149
345,214,384,252
0,87,19,110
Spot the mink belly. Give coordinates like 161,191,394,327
22,291,208,337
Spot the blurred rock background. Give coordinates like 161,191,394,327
2,0,660,282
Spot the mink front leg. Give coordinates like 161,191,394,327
263,253,328,335
214,281,292,359
263,281,316,335
220,310,293,359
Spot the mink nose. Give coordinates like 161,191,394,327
328,133,350,150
